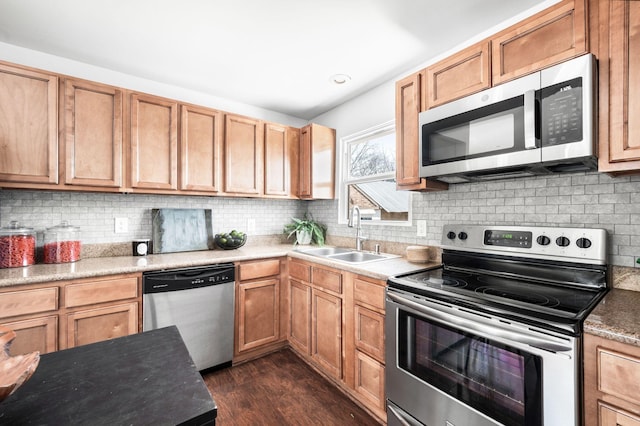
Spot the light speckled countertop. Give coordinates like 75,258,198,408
0,243,437,287
584,288,640,347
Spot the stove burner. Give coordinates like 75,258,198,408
422,276,467,288
475,286,560,308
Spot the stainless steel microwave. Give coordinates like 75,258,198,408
419,53,597,183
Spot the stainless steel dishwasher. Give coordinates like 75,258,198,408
143,263,235,371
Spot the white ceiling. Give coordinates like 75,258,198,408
0,0,549,120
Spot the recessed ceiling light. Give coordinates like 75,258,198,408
330,74,351,85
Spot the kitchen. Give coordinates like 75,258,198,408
1,0,640,425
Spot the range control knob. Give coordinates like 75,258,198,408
447,231,457,240
556,236,571,247
536,235,551,246
458,232,468,240
576,238,592,249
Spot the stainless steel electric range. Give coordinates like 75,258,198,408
386,225,608,426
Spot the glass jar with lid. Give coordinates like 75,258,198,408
0,221,36,268
44,221,81,264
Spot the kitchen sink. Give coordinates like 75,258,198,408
295,246,399,264
295,247,353,256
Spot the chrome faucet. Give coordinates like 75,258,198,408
348,205,367,251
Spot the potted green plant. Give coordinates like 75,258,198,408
283,213,326,246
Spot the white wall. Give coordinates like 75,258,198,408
0,42,307,128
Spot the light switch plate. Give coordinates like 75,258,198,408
416,220,427,237
114,217,128,234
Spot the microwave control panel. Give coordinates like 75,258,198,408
540,77,583,146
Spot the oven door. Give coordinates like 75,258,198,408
386,288,579,426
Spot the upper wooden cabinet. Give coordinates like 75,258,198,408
129,93,178,190
224,114,264,195
179,104,223,193
0,62,58,185
62,78,123,188
593,0,640,174
425,40,491,109
264,123,299,198
492,0,587,85
395,73,449,192
298,123,335,199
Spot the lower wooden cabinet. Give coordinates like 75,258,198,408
0,273,142,355
311,288,342,380
234,258,287,363
2,315,58,356
289,279,312,355
584,333,640,426
354,349,385,412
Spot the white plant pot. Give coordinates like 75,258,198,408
296,229,312,245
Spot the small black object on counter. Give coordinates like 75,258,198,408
0,326,217,425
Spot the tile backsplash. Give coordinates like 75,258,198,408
1,170,639,267
308,171,640,268
0,190,305,245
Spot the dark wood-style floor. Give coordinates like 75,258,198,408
202,349,379,425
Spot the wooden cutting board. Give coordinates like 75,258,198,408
151,208,215,253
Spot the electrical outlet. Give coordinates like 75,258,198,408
416,220,427,237
247,218,256,234
114,217,128,234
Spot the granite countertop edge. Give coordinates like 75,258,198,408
0,244,437,287
584,288,640,347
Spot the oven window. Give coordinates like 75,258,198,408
398,311,542,426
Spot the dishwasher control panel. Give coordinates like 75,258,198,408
143,263,235,294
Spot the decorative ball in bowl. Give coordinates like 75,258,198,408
215,230,247,250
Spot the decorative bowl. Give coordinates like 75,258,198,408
1,325,40,402
214,231,247,250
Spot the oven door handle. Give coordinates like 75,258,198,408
387,402,423,426
387,292,573,354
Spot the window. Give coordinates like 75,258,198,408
339,121,411,225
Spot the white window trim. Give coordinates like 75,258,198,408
337,120,412,227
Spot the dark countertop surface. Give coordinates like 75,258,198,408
584,288,640,347
0,326,217,425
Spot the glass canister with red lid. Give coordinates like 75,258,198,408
44,221,81,264
0,221,36,268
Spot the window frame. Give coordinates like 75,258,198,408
337,120,412,227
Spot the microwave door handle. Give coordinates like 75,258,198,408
524,90,537,149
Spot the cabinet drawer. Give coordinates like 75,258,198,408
312,266,342,294
238,259,281,281
355,305,385,362
0,287,58,318
598,347,640,406
289,260,311,282
354,277,385,310
355,350,385,411
65,276,139,308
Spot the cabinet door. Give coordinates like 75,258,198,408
597,0,640,172
65,302,138,348
298,124,335,199
3,315,58,356
180,104,222,192
289,279,311,355
0,63,58,184
395,72,449,192
63,78,123,188
264,123,298,197
354,305,384,363
599,403,640,426
298,125,312,198
130,93,178,190
224,114,264,195
311,288,342,380
492,0,587,84
354,350,385,413
425,40,491,109
236,278,280,353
